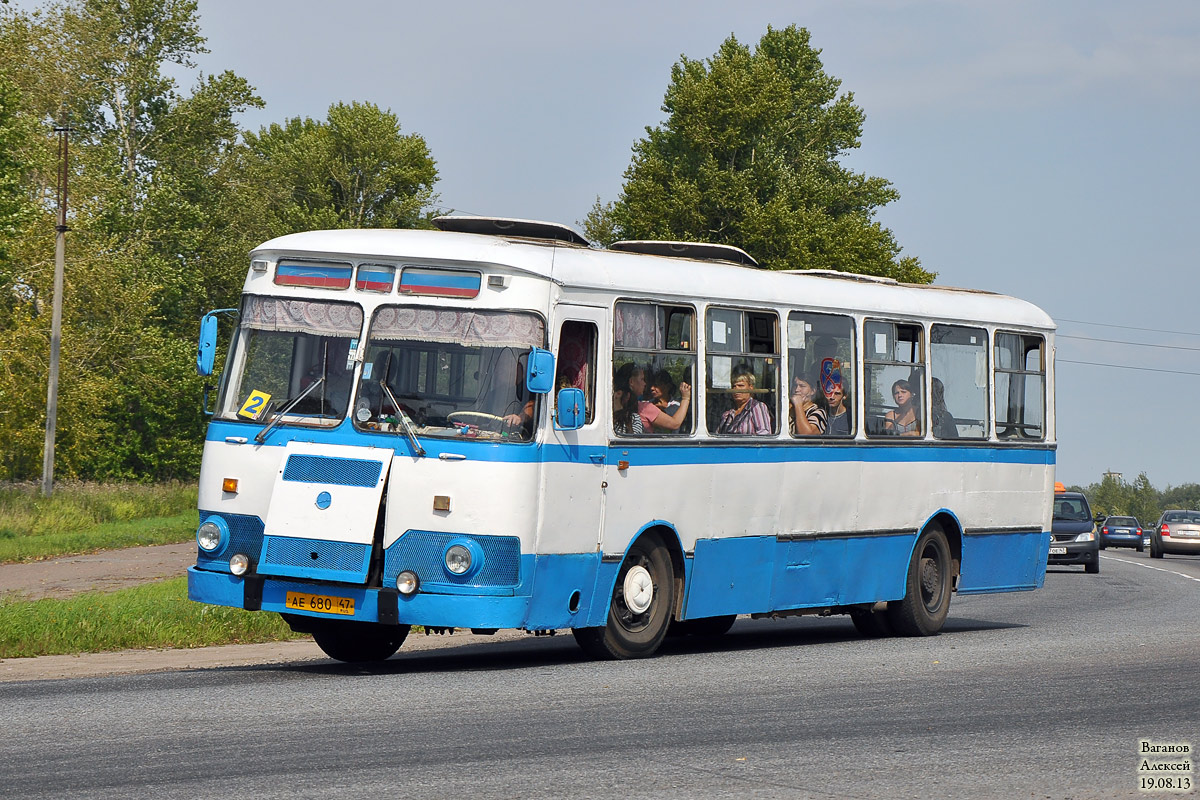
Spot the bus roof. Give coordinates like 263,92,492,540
252,226,1056,331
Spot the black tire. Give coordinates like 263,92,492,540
1086,558,1099,574
668,615,737,638
573,535,675,659
849,608,893,638
1098,541,1106,550
1151,539,1164,559
887,525,954,636
311,621,410,663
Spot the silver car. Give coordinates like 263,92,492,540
1150,510,1200,558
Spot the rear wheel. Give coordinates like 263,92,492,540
573,535,675,659
1151,539,1164,559
310,621,410,663
887,525,954,636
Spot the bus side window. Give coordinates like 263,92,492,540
995,332,1045,439
931,324,988,440
864,320,925,439
706,308,779,436
556,320,596,423
786,311,855,437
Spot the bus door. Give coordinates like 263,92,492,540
537,308,607,556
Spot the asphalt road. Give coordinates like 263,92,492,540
3,549,1197,800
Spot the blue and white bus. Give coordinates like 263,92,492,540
190,216,1055,661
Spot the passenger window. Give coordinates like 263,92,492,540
787,311,855,437
864,320,925,438
613,302,696,436
556,320,596,423
995,332,1045,439
930,324,988,440
706,308,779,436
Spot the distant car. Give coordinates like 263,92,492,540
1099,516,1144,552
1050,490,1100,573
1149,510,1200,558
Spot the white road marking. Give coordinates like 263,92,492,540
1100,553,1200,584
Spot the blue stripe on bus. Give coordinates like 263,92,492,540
205,419,1055,467
188,527,1047,630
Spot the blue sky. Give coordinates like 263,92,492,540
184,1,1198,488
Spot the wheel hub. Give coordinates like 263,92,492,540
622,565,655,615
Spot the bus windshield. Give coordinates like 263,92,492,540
216,297,362,427
353,306,545,442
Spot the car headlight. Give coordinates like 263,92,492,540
1074,530,1095,543
196,518,228,552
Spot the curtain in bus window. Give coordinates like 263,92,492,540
370,307,545,348
241,296,363,335
615,303,658,349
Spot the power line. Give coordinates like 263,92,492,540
1057,334,1200,353
1055,317,1200,338
1057,359,1200,377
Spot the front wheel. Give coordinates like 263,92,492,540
887,525,954,636
311,621,410,663
573,535,675,659
1086,558,1100,574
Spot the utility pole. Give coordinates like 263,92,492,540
41,121,71,497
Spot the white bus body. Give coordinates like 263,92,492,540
189,220,1055,660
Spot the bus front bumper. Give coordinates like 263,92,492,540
187,566,535,630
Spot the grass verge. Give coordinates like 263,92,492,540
0,577,303,659
0,511,197,563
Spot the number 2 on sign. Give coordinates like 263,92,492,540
238,390,272,420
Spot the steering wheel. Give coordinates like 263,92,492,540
446,411,507,429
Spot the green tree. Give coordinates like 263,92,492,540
1160,484,1200,512
594,25,930,281
243,101,439,236
1127,472,1161,525
0,0,263,481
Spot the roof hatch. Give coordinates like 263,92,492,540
609,240,758,267
432,216,590,247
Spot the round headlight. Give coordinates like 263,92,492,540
197,520,224,552
396,570,420,595
229,553,249,576
445,544,472,575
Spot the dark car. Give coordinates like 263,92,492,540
1150,510,1200,558
1049,490,1099,573
1099,515,1144,552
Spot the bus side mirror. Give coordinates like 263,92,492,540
555,387,585,430
197,313,219,376
526,347,555,394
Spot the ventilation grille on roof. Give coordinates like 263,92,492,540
432,216,590,246
609,240,759,267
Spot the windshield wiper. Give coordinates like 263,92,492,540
379,372,425,457
254,377,324,444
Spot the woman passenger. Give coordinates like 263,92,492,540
789,376,827,435
884,379,921,436
716,372,773,435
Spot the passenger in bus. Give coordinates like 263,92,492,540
884,379,921,436
930,378,958,438
649,370,681,416
716,372,773,435
620,363,691,433
648,370,692,433
788,376,827,435
824,382,852,436
613,362,644,434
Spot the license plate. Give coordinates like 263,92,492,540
285,591,355,616
1049,546,1067,555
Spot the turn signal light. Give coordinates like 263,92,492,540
222,478,239,494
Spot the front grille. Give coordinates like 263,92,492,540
282,454,383,487
384,531,520,588
259,535,371,581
